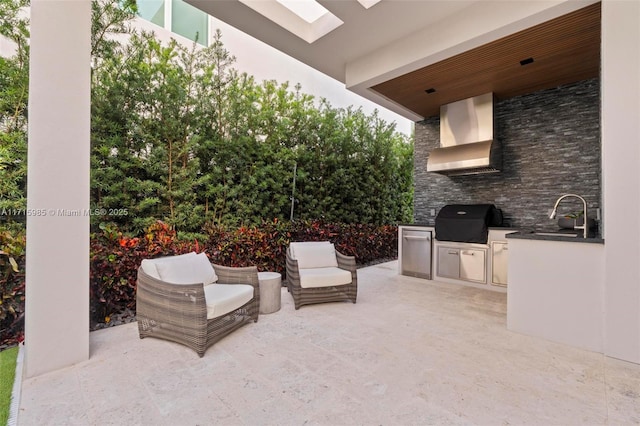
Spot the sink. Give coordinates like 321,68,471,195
532,232,578,237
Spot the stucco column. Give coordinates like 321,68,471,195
25,0,91,377
602,0,640,363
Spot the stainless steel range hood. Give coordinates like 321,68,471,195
427,93,501,176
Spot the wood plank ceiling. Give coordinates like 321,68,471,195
371,2,601,119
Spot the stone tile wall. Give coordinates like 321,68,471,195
414,78,601,231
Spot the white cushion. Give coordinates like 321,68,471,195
140,252,197,280
140,259,160,279
298,267,352,288
290,242,338,269
203,284,254,319
289,241,330,259
154,252,218,285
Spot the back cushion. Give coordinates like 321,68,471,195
290,242,338,269
151,252,218,285
140,252,196,280
140,259,160,279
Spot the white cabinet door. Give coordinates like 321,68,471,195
459,249,486,283
492,242,508,286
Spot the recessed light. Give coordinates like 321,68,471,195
520,57,534,66
425,88,436,94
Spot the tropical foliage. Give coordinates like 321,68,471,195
0,0,29,215
0,227,25,348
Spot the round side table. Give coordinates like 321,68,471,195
257,271,282,314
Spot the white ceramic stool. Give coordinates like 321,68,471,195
257,271,282,314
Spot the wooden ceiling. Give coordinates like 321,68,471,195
371,2,601,118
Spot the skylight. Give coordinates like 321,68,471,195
239,0,343,43
276,0,328,24
357,0,382,9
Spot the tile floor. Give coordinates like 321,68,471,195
16,261,640,425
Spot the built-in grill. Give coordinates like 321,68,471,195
435,204,502,244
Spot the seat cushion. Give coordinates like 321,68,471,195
290,242,338,269
203,284,254,319
298,267,352,288
153,252,218,285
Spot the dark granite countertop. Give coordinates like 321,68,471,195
507,230,604,244
399,223,604,243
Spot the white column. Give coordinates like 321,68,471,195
25,0,91,377
602,0,640,363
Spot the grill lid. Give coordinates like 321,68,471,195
435,204,502,244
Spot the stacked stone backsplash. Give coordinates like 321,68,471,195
414,78,601,232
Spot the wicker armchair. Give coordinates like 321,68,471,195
286,242,357,309
136,252,259,357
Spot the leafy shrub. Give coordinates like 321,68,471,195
90,219,397,324
204,218,291,275
89,221,194,325
2,219,397,339
204,219,398,276
0,228,25,348
289,220,398,264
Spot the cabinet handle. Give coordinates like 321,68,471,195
404,236,430,240
462,251,474,256
448,251,458,255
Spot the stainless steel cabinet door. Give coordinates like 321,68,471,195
401,230,432,279
437,247,460,279
459,249,486,283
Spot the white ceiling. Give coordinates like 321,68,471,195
186,0,599,120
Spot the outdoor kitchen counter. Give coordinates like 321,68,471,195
507,231,604,244
507,233,605,354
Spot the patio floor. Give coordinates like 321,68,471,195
16,261,640,425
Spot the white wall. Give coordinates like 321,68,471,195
602,0,640,363
0,34,17,57
25,0,91,377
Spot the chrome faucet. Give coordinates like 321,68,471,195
549,194,588,238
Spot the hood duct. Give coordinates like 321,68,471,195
426,93,501,176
